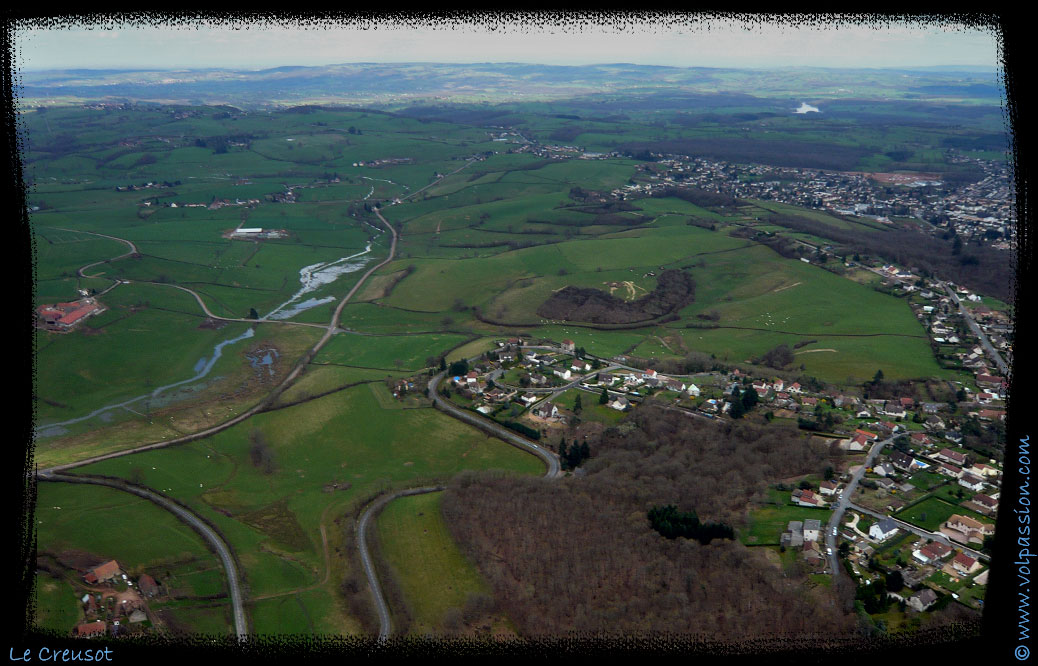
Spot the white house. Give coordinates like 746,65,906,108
869,517,899,542
609,396,631,411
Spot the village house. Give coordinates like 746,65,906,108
890,451,915,473
882,401,907,418
912,540,952,565
937,448,968,466
908,588,938,612
781,521,804,548
802,519,822,542
952,552,982,576
137,574,160,598
942,514,995,545
791,488,824,508
937,462,963,479
609,396,631,411
801,541,824,567
910,432,932,447
658,378,683,393
820,480,839,496
873,463,896,478
74,621,108,638
560,339,576,352
869,517,899,542
969,493,999,515
925,415,946,431
842,433,871,452
958,473,986,492
971,462,999,478
875,477,896,491
532,402,560,420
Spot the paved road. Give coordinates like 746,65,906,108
37,471,249,638
844,500,988,563
355,485,445,640
825,436,890,576
825,435,990,576
427,370,561,478
939,280,1010,376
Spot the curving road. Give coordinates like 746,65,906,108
427,370,561,478
36,209,401,637
37,471,248,638
355,485,445,640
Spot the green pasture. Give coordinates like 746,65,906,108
376,491,496,634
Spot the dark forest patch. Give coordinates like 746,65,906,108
536,269,695,324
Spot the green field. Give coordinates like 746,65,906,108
894,497,991,532
741,494,833,546
376,491,500,634
72,384,544,633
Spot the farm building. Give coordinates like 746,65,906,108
36,298,105,331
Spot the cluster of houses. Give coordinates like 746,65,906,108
72,560,162,638
780,519,827,568
909,279,1012,370
838,516,988,612
582,366,701,409
36,297,106,332
856,438,1002,517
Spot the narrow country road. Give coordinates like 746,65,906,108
37,471,249,638
355,485,445,640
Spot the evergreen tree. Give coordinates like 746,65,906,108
574,394,583,414
599,388,609,405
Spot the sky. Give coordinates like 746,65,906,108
13,15,1002,72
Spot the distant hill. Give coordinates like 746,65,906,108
17,62,1007,109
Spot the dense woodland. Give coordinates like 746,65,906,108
441,405,858,636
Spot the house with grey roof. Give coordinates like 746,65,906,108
869,517,899,542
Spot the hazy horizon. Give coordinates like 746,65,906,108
14,16,1002,72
